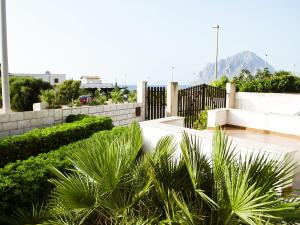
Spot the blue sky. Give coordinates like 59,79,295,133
6,0,300,85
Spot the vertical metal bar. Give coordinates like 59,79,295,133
155,87,157,119
147,87,150,120
163,87,166,117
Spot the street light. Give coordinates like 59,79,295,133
124,74,127,88
0,0,10,113
265,54,268,69
293,64,296,76
212,24,220,81
171,66,175,82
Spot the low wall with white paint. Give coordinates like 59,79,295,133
0,103,144,138
140,117,296,158
139,117,299,189
235,92,300,115
207,108,300,136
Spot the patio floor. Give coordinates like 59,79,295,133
220,127,300,190
222,127,300,150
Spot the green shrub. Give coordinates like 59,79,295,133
110,88,123,103
0,127,128,215
55,80,81,105
128,90,137,103
193,108,208,130
229,69,300,93
0,77,52,112
40,89,57,107
65,114,90,123
210,75,229,89
0,116,113,167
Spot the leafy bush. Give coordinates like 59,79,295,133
110,88,123,103
230,69,300,93
87,95,107,106
0,116,113,167
193,108,208,130
64,114,90,123
0,77,52,111
0,127,128,215
46,123,300,224
55,80,81,105
40,89,57,107
210,75,229,89
128,90,137,103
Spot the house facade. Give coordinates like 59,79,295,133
11,71,66,85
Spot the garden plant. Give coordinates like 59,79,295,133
28,122,300,225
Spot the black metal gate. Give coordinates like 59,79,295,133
146,86,166,120
178,84,226,128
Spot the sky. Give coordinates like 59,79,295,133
6,0,300,85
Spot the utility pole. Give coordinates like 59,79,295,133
0,0,10,113
212,25,220,81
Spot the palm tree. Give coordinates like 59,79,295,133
45,122,300,224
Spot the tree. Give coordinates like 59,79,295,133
211,75,229,89
0,77,52,111
255,68,273,79
55,80,81,105
47,122,300,225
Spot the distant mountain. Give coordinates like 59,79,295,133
195,50,275,84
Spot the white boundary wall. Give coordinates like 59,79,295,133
235,92,300,115
207,108,300,136
0,103,144,138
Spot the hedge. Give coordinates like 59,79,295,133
0,115,113,167
0,126,129,214
64,114,90,123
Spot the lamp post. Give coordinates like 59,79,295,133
212,25,219,81
0,0,10,113
124,74,127,88
171,66,175,82
293,64,296,76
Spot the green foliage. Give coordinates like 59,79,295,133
230,69,300,93
128,90,137,103
96,94,107,105
0,77,52,112
93,89,102,98
0,116,113,167
87,95,107,106
110,88,124,103
40,89,57,108
46,123,300,224
211,75,229,89
55,80,81,105
64,114,90,123
193,108,208,130
67,99,82,108
0,127,129,218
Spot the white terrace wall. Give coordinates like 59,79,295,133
0,103,144,138
235,92,300,115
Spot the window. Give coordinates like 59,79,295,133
54,78,59,83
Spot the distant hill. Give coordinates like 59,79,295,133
194,50,275,84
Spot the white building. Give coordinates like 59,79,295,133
11,71,66,85
80,75,114,89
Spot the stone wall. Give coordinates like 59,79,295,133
0,103,144,138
